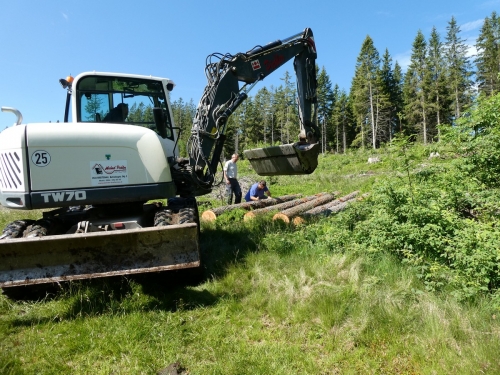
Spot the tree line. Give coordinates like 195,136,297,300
171,11,500,155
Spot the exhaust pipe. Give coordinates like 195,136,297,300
1,107,23,126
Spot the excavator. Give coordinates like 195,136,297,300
0,28,320,295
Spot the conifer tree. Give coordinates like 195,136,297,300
444,16,473,119
253,87,272,145
392,62,405,135
273,71,298,144
171,97,195,156
331,88,354,153
426,26,450,141
377,49,397,143
350,35,381,149
475,12,500,96
240,97,261,147
317,66,335,153
404,30,430,143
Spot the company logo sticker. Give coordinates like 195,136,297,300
251,60,261,70
90,160,129,186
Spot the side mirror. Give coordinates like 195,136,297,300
153,107,168,138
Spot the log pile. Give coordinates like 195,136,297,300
200,194,302,222
243,193,330,221
292,191,360,225
272,193,337,224
200,190,365,225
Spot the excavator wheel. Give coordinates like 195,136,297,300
0,220,34,239
22,218,56,238
179,208,196,224
154,209,173,226
167,197,203,284
167,197,200,227
0,219,58,300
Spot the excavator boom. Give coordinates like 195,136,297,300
175,28,320,196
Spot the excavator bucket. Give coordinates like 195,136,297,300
244,142,320,176
0,223,199,288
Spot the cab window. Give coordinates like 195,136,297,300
76,75,173,140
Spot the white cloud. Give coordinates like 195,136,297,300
461,19,484,32
394,50,412,72
466,44,478,57
480,0,500,8
465,36,478,58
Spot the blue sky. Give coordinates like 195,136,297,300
0,0,498,124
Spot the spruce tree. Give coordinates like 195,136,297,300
475,12,500,96
253,87,272,145
392,62,405,135
317,66,335,153
378,49,397,143
331,89,354,153
404,30,430,144
350,35,381,149
427,26,450,141
444,16,473,119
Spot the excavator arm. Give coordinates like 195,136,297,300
172,28,321,197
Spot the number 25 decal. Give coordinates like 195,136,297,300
31,150,51,167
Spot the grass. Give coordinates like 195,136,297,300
1,148,500,374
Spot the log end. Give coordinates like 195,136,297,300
243,212,256,221
201,210,217,222
292,216,305,226
273,213,290,224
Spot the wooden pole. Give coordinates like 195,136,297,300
201,194,302,222
243,193,332,221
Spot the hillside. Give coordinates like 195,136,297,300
2,95,500,373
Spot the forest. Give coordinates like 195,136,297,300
170,11,500,156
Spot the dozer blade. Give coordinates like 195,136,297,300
243,142,320,176
0,223,199,288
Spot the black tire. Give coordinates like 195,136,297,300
154,209,173,227
0,220,34,239
23,218,55,238
167,197,203,283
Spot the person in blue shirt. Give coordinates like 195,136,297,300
244,180,271,202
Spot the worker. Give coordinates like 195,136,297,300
223,153,242,204
244,180,271,202
103,103,129,123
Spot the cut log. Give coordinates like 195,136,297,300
272,193,337,224
201,194,302,222
243,192,331,221
292,191,363,225
301,191,359,216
